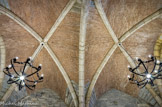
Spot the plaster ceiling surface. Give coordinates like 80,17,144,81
0,15,39,64
48,11,80,83
0,0,161,101
102,0,162,38
8,0,69,38
28,48,67,99
85,7,114,83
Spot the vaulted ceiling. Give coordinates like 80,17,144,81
0,0,162,106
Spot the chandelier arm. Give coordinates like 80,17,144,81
7,79,19,84
150,61,157,74
22,58,31,74
157,74,162,77
152,72,160,76
157,64,162,73
28,63,41,74
138,78,147,83
130,62,146,76
144,58,154,63
26,78,41,83
27,63,38,81
135,62,142,68
158,69,162,73
19,80,22,85
22,62,28,74
25,85,33,90
27,61,32,66
140,60,148,73
129,74,136,81
150,79,154,86
36,72,42,79
129,62,145,76
26,69,40,78
14,61,24,64
155,70,162,75
36,73,40,78
15,82,21,86
25,83,35,90
13,76,19,78
131,74,135,80
27,61,39,70
3,69,11,77
25,79,36,83
130,69,145,76
152,74,161,79
140,81,148,88
138,81,144,86
25,79,43,84
26,83,35,87
19,81,23,90
11,59,19,76
31,66,40,71
36,73,43,81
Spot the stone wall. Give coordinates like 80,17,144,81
0,75,10,99
19,88,66,107
138,87,160,107
95,89,138,107
0,0,10,9
4,86,27,107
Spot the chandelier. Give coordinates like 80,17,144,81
127,55,162,88
3,57,44,90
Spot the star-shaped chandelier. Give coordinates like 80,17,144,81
3,57,44,90
127,55,162,88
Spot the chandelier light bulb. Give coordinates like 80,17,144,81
154,70,158,73
127,75,130,78
41,74,44,77
127,65,131,68
15,57,19,59
146,74,151,79
29,57,32,59
135,57,139,61
39,64,42,67
8,65,12,68
34,82,37,85
156,60,160,64
148,54,152,58
20,76,25,80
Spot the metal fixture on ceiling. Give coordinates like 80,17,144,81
127,55,162,88
3,57,44,90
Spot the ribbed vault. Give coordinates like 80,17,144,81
0,0,161,107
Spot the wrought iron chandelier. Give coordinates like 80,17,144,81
3,57,44,90
127,55,162,88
